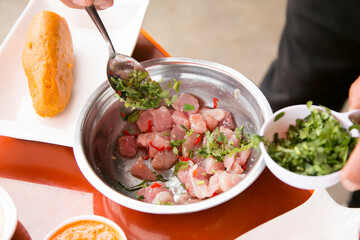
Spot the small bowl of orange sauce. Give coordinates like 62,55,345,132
44,215,127,240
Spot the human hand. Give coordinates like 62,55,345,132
341,76,360,191
60,0,113,10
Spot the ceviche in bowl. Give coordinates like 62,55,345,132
73,57,272,214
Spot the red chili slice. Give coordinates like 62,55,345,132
147,120,152,132
149,141,165,151
242,163,247,170
150,183,162,188
123,130,138,137
120,112,125,118
194,135,201,146
179,156,195,163
213,97,219,108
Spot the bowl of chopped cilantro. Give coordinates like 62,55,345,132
259,101,359,190
73,57,272,214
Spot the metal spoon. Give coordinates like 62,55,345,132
259,104,360,190
84,5,147,96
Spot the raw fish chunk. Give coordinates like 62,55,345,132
118,135,138,158
224,149,250,174
136,132,156,148
136,109,155,132
178,164,209,199
199,107,225,121
182,132,201,157
130,157,157,181
173,93,200,116
208,171,243,195
189,114,207,133
152,149,178,170
153,106,173,132
203,115,218,131
219,126,240,147
219,110,235,130
170,124,187,141
137,184,175,204
201,156,225,175
171,110,190,129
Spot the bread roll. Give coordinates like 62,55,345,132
22,11,73,117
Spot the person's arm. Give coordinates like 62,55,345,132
60,0,113,9
341,76,360,191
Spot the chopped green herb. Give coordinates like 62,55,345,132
216,132,227,143
170,139,186,147
274,112,285,122
183,103,195,112
165,95,178,106
180,124,194,136
264,101,358,176
111,69,181,109
125,109,142,122
114,179,149,192
196,180,205,185
135,194,144,200
156,174,168,182
173,161,189,175
197,126,253,162
173,79,181,93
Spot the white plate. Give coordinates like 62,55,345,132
236,189,360,240
0,185,17,240
0,0,149,147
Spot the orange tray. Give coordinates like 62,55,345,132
0,31,311,240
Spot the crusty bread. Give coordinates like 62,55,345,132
22,11,73,117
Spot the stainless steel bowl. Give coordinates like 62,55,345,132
73,57,272,214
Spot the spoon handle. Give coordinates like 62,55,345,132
84,5,116,57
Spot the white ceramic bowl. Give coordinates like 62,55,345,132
259,104,359,190
0,185,17,240
43,215,127,240
73,57,272,214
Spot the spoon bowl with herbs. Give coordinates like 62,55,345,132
85,5,166,110
259,102,360,190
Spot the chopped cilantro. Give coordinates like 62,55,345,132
183,103,195,112
196,180,205,185
135,194,144,200
180,124,194,136
173,79,181,93
111,69,181,109
156,174,168,182
216,132,227,143
196,126,253,162
125,109,142,122
170,139,186,147
274,112,285,122
173,161,189,175
114,179,149,192
264,101,358,176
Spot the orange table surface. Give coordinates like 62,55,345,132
0,30,311,240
